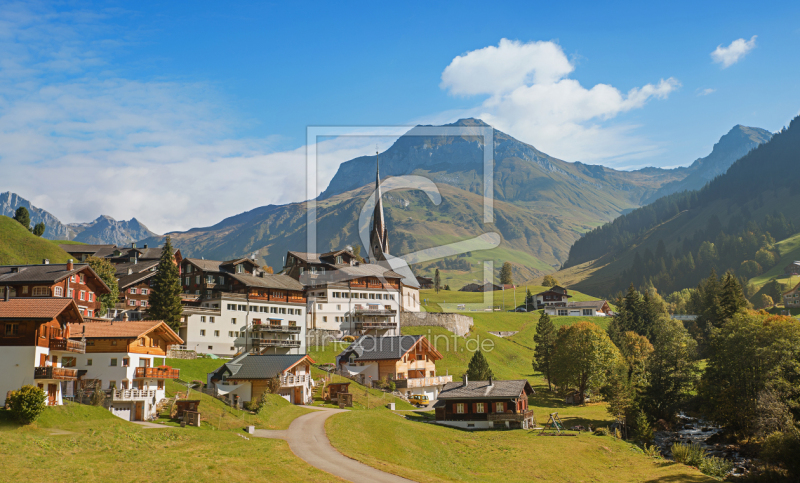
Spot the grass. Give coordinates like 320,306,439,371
166,357,229,383
0,403,341,483
0,215,75,265
749,231,800,289
326,410,714,483
419,285,606,313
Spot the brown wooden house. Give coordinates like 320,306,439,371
434,376,534,430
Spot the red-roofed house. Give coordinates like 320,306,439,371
0,293,85,407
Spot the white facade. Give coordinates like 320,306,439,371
306,285,400,336
402,285,421,313
544,307,606,317
0,345,70,407
180,294,306,357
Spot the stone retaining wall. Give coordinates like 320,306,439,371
166,349,197,360
399,312,473,337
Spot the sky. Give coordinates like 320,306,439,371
2,0,799,234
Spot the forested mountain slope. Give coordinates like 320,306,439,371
560,115,800,297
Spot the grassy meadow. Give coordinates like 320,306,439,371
419,285,607,312
0,215,75,265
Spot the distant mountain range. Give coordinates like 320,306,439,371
137,118,770,286
642,125,772,203
0,192,158,246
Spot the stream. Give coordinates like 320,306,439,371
653,413,756,477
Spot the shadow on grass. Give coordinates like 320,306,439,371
643,475,710,483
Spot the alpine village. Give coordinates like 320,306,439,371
3,5,800,483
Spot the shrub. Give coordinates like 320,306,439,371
642,444,662,458
7,385,46,424
633,411,654,444
671,442,706,467
761,430,800,478
90,382,106,406
593,427,610,436
700,456,733,478
341,335,356,343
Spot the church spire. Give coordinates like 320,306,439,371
370,148,389,261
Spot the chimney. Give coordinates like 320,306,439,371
67,259,74,271
143,244,148,249
488,376,493,387
43,259,50,265
127,268,133,275
131,242,136,249
462,374,468,386
123,312,129,322
4,286,8,302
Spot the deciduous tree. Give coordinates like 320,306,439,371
542,275,558,287
86,256,119,317
499,262,514,285
551,321,621,404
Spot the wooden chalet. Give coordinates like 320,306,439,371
434,376,535,430
533,285,572,308
208,353,315,405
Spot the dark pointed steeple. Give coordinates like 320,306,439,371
370,148,389,261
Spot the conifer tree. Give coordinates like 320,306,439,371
532,312,557,391
434,269,440,294
720,272,748,320
32,222,45,237
466,350,494,381
147,237,183,329
13,206,30,230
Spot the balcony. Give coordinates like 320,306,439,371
280,374,308,386
356,321,397,329
134,366,180,379
394,375,453,389
111,389,158,401
251,323,302,334
34,367,78,380
50,338,86,354
487,409,535,422
253,339,301,348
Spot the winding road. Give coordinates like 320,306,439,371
253,406,414,483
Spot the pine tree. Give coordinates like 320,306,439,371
32,222,45,237
532,313,556,391
434,269,440,294
13,207,31,231
720,272,748,320
147,237,183,329
499,262,514,285
466,350,494,381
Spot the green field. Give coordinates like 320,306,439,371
166,357,229,382
420,285,606,313
749,230,800,290
0,215,75,265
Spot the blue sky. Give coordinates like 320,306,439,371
2,0,799,232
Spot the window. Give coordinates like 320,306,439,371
185,277,190,285
209,317,215,323
70,275,76,282
240,331,246,337
317,304,322,310
208,345,213,350
337,305,341,310
5,323,19,336
583,309,593,316
496,402,504,413
369,294,375,299
157,380,164,390
207,275,214,284
21,286,28,294
129,300,136,306
110,358,118,366
32,286,48,296
186,265,192,273
53,286,63,297
141,288,148,295
67,288,73,298
280,308,286,314
214,330,219,337
416,354,424,361
296,309,302,316
86,359,92,366
323,316,327,322
79,291,86,301
130,288,137,294
109,381,116,389
271,307,278,314
195,290,200,295
228,331,235,337
122,358,129,367
557,309,568,316
231,318,237,324
200,330,206,336
87,310,93,317
140,301,147,308
236,264,243,274
195,276,200,284
476,403,485,413
227,304,235,310
238,305,246,311
88,293,94,302
456,403,465,414
200,316,206,323
335,317,339,322
219,276,224,284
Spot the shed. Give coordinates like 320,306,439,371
327,382,351,402
174,400,201,418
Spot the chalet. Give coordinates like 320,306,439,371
68,319,183,421
207,353,315,405
784,262,800,276
544,300,611,317
59,244,118,262
180,257,262,297
179,270,307,357
533,285,571,308
459,282,502,292
0,294,85,407
0,260,111,317
434,376,535,430
336,335,451,400
115,260,159,320
416,276,434,289
783,282,800,308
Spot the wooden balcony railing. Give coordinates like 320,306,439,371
394,375,452,389
134,366,180,379
280,374,308,386
112,389,158,401
356,321,397,329
34,367,78,380
253,339,301,348
487,409,535,422
50,338,86,354
251,324,302,334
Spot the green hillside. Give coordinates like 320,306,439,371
0,215,75,265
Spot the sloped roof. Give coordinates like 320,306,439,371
117,270,157,289
185,258,224,272
60,244,118,257
68,320,182,344
114,260,159,277
566,300,608,309
338,335,441,362
213,353,313,380
0,297,82,320
437,379,533,400
227,272,304,291
0,264,111,293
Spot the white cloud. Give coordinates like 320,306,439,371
0,2,377,234
697,88,716,96
440,39,680,163
711,36,757,68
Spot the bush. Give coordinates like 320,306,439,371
90,382,106,406
671,442,706,467
593,427,610,436
642,444,662,458
700,456,733,478
341,335,356,343
761,430,800,478
7,385,46,424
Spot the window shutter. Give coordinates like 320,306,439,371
472,403,477,413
